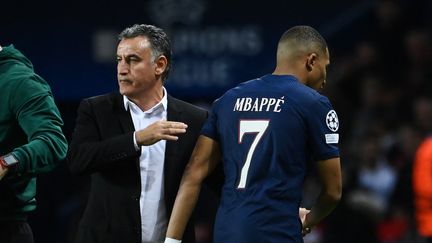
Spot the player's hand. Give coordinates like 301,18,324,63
299,207,310,224
135,121,188,146
299,207,311,236
0,166,8,181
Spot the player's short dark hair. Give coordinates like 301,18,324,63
279,25,328,56
118,24,172,81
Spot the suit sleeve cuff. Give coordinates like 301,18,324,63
164,237,181,243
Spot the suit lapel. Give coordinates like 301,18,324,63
165,95,182,162
112,94,135,133
111,94,140,176
164,96,183,203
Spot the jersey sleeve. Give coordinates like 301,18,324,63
306,96,340,161
201,99,220,142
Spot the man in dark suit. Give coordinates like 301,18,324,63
68,24,208,243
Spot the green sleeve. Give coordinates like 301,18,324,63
9,75,68,176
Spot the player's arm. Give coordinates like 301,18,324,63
165,135,222,242
303,157,341,232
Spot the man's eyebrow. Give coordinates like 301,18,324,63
117,53,141,58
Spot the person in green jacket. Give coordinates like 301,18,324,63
0,44,68,243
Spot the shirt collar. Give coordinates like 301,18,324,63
123,87,168,114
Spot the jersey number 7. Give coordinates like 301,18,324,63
237,120,269,189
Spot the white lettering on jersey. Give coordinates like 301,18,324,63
233,96,284,112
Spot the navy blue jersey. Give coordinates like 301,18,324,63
201,74,340,243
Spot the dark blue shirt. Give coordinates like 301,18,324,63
201,74,340,243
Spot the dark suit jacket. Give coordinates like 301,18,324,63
67,93,208,243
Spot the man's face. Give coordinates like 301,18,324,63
307,48,330,91
116,36,160,99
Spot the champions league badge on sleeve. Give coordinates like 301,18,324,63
325,110,339,144
326,110,339,132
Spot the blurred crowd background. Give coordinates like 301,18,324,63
2,0,432,242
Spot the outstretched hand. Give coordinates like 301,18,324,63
135,121,188,146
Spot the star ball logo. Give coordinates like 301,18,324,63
326,110,339,132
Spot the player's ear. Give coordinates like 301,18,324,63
154,55,167,76
305,53,317,72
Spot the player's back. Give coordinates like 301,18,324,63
204,74,338,243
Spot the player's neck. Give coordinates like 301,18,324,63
272,68,305,84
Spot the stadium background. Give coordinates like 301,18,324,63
2,0,432,242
